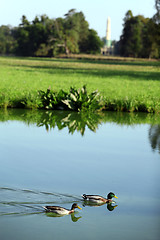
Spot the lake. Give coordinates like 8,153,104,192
0,109,160,240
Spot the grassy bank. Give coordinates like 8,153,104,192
0,56,160,112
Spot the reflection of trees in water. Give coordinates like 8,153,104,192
1,109,160,144
149,125,160,153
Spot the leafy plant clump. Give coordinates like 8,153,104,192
38,85,104,112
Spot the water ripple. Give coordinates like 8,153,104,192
0,186,82,216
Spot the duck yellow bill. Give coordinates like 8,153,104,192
114,195,118,199
77,206,82,210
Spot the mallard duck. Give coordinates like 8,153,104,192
43,203,82,215
82,192,118,204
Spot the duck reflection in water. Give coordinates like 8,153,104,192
82,201,118,211
45,211,82,222
107,203,118,211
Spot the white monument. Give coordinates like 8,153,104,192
106,17,111,47
101,17,113,55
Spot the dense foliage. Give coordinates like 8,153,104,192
38,85,104,112
0,9,103,56
119,1,160,58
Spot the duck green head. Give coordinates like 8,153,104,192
71,203,82,210
107,192,118,199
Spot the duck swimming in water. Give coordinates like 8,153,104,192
43,203,82,215
82,192,118,204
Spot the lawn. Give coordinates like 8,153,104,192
0,56,160,112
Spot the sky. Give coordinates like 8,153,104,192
0,0,156,41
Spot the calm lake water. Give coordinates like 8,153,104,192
0,109,160,240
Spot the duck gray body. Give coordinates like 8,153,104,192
43,203,82,215
82,192,118,204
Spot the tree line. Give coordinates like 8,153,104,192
0,9,103,56
0,0,160,58
119,0,160,58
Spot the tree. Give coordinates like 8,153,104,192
63,9,79,54
153,0,160,24
120,12,144,57
123,10,133,23
20,15,30,26
141,19,159,58
0,10,104,56
14,15,49,56
63,9,89,54
0,25,15,54
76,12,89,52
86,29,103,54
119,11,160,58
152,0,160,57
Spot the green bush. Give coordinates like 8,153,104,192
38,85,104,112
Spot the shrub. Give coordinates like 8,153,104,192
38,85,104,112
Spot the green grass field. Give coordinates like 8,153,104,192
0,56,160,112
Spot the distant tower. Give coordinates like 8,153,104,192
101,17,113,55
106,17,111,47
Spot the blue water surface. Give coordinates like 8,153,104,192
0,110,159,240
